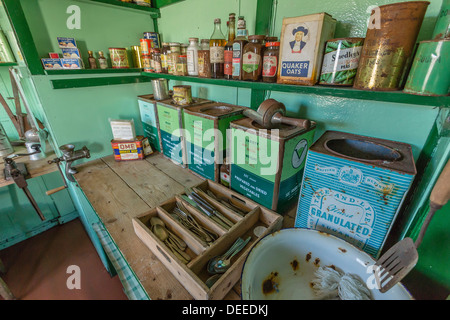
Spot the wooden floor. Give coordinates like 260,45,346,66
0,218,127,300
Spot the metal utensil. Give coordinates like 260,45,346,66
207,237,248,274
374,159,450,293
213,236,251,273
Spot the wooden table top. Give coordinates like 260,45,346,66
73,152,295,300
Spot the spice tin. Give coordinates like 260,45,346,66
295,131,417,258
131,45,143,68
172,85,193,106
111,135,153,161
277,12,337,86
404,39,450,96
319,37,364,86
156,97,212,167
183,103,246,181
432,0,450,39
140,38,152,54
138,94,163,152
353,1,430,91
143,32,160,48
230,118,316,213
109,47,129,68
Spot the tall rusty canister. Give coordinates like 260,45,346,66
353,1,430,91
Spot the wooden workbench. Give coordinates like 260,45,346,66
73,152,295,300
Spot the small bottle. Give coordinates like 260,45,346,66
161,42,170,73
232,16,248,80
187,37,199,76
242,35,265,81
262,41,280,83
88,50,97,69
209,18,226,78
168,42,180,75
98,51,108,69
220,158,231,187
224,13,236,79
198,39,211,78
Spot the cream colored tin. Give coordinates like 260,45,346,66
109,47,129,69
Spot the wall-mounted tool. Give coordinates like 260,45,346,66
243,99,311,129
46,144,90,195
3,156,45,221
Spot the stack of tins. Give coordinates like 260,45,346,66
156,97,212,167
295,131,417,258
229,118,316,213
182,103,246,182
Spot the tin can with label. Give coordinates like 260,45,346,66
319,37,364,86
404,39,450,96
432,0,450,39
142,54,152,72
140,38,152,55
143,32,160,48
172,85,193,106
131,45,143,68
109,47,129,68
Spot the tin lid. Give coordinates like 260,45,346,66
265,41,280,47
169,42,180,46
189,37,199,42
248,35,266,40
162,42,169,46
184,102,245,119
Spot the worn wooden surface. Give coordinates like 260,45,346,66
73,152,296,300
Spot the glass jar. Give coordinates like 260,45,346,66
187,37,199,76
181,43,188,56
168,42,180,75
198,39,211,78
242,35,265,81
161,42,170,73
262,41,280,83
175,54,188,76
153,48,162,73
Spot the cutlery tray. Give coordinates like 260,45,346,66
132,180,283,300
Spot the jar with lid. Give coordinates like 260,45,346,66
168,42,180,75
181,43,188,56
242,35,265,81
153,48,162,73
198,39,211,78
262,42,280,83
161,42,170,73
187,38,199,76
175,54,188,76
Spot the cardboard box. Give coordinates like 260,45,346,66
61,47,82,59
57,37,77,49
42,58,63,70
111,135,153,161
61,58,83,69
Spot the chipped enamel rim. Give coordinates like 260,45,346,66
241,228,413,300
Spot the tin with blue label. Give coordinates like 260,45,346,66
295,131,416,258
144,32,160,48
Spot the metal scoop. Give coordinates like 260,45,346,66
374,158,450,293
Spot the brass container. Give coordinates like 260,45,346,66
131,45,143,68
353,1,430,91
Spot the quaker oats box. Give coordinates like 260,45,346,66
294,131,417,258
277,13,336,85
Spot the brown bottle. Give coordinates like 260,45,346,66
232,16,248,80
209,18,226,78
88,50,97,69
242,35,265,81
224,13,235,79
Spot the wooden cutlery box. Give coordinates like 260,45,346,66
132,180,283,300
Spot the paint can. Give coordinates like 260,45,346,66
140,38,152,55
131,45,143,68
404,39,450,96
432,0,450,39
353,1,430,91
172,85,193,106
143,32,160,48
319,37,364,86
109,47,129,68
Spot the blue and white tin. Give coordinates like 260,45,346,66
294,131,416,258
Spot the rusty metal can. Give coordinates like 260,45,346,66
353,1,430,91
432,0,450,39
131,45,143,68
404,39,450,96
140,38,152,55
109,47,129,69
319,37,364,86
172,85,193,106
143,32,160,48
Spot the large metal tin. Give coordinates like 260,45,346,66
183,102,246,182
404,39,450,96
230,118,316,213
353,1,430,91
432,0,450,39
137,94,163,153
294,131,417,258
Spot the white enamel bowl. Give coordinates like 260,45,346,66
241,228,413,300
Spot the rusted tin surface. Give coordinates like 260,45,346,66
172,85,193,106
353,1,430,91
432,0,450,39
404,39,450,96
295,131,417,258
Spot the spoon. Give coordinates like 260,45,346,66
152,224,191,264
213,236,251,273
150,216,165,227
207,238,245,274
205,274,221,288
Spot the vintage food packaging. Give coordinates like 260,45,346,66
183,103,245,181
42,58,63,70
138,94,162,152
295,131,417,258
61,47,82,59
57,37,77,49
109,119,136,141
230,118,316,213
277,13,336,86
111,135,153,161
109,47,129,69
61,58,83,69
48,53,60,58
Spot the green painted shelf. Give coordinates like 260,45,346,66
45,68,143,75
0,62,18,66
141,72,450,107
78,0,161,17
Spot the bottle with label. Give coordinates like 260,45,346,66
88,50,97,69
153,48,162,73
262,41,280,83
209,18,226,78
242,35,265,81
98,51,108,69
187,38,199,76
220,158,231,187
175,54,188,76
224,13,236,79
168,42,180,75
198,39,211,78
161,42,170,73
232,16,248,80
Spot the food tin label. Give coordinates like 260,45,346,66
140,39,152,54
109,48,129,68
232,43,241,77
242,52,260,73
262,56,277,77
143,32,160,48
224,50,233,75
210,46,224,63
